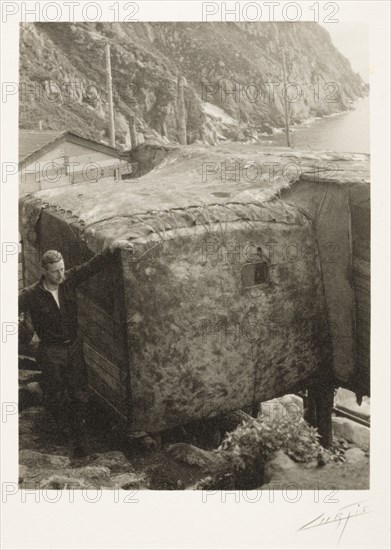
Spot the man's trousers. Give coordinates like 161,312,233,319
36,334,89,441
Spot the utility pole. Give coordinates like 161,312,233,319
177,73,187,146
281,48,291,148
105,43,116,148
128,115,138,149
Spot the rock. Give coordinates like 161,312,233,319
19,449,71,469
139,436,159,452
19,405,45,419
19,464,28,483
21,466,111,489
19,387,33,411
166,443,222,470
261,395,304,423
69,466,111,483
38,475,88,490
332,417,370,449
26,382,43,398
344,447,367,464
335,389,370,420
260,399,287,422
280,394,304,420
264,450,297,481
19,432,40,450
19,406,46,431
19,382,44,410
19,407,56,443
91,451,133,473
317,450,331,467
111,472,149,489
19,370,41,385
38,444,70,457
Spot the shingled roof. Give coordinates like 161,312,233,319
19,130,121,166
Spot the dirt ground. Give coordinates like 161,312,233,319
19,369,370,491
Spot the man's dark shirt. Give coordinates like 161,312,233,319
19,255,109,344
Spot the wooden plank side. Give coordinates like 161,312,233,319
24,256,39,269
357,351,370,365
83,343,126,387
24,266,41,283
350,206,370,240
352,271,370,289
356,288,370,304
24,264,41,283
88,385,128,421
353,246,370,263
352,257,370,278
353,283,370,298
23,240,39,253
356,331,370,348
356,302,370,318
24,258,40,272
24,257,40,269
23,241,40,256
87,370,126,414
355,307,370,329
85,353,125,395
356,314,371,334
23,248,38,259
78,293,121,336
79,311,125,368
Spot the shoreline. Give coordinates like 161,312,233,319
257,95,370,153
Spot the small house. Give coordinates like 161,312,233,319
19,130,128,194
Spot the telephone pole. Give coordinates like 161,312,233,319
281,48,291,148
106,43,116,148
177,73,187,146
128,115,138,149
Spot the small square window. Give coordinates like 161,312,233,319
241,261,269,288
254,261,269,285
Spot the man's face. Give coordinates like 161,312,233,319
44,259,65,285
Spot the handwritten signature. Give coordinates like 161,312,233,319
298,501,371,543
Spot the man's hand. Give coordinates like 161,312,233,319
108,240,135,254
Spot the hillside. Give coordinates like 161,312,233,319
19,22,367,148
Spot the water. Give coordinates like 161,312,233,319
264,96,370,154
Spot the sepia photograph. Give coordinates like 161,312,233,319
1,1,390,549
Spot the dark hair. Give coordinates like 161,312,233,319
41,250,63,269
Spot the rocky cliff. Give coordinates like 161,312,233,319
19,22,367,148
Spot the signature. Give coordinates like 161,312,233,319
298,501,371,544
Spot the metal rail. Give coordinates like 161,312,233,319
333,404,370,428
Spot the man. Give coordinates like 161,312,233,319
19,240,133,456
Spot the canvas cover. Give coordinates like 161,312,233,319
19,144,370,430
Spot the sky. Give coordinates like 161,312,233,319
320,22,369,82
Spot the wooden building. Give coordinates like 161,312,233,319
19,144,370,440
349,182,370,395
19,130,127,195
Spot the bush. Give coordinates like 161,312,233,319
197,414,321,490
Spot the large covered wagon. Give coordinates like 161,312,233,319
19,144,370,443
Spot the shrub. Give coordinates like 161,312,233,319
197,414,321,490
